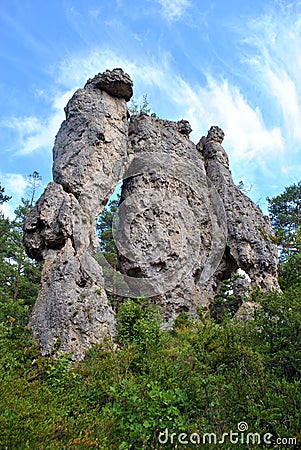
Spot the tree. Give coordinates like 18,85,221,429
128,93,152,117
0,186,42,313
267,181,301,256
27,171,42,206
96,195,121,309
0,184,11,206
267,182,301,288
96,195,120,256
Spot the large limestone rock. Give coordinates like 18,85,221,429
197,126,280,293
118,120,279,328
24,69,133,359
24,69,279,358
118,115,227,327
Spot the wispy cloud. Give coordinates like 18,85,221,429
55,47,283,163
3,173,28,196
176,76,284,162
156,0,191,22
0,202,13,220
1,90,73,155
238,3,301,147
0,172,28,219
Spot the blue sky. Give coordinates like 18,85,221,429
1,0,301,217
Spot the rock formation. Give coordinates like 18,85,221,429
118,115,228,327
119,120,279,327
23,69,132,359
23,69,279,359
197,126,279,293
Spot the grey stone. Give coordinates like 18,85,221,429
23,71,280,359
85,68,133,101
119,116,227,327
24,69,133,359
197,126,280,293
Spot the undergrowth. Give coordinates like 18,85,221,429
0,289,300,449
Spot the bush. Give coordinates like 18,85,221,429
117,298,161,350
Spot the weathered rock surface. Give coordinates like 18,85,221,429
24,69,280,359
53,69,130,214
119,122,279,327
24,68,133,359
119,115,227,327
197,126,280,295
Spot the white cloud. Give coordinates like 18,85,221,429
2,89,73,155
156,0,191,22
265,67,301,142
240,6,301,147
2,173,28,197
180,76,284,161
54,48,283,165
0,173,28,219
0,202,14,220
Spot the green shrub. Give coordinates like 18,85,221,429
117,298,161,350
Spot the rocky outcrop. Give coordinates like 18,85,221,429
24,69,279,359
24,69,132,359
118,121,279,327
118,115,227,327
197,126,280,294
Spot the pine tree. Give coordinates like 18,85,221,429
268,182,301,288
267,181,301,256
96,195,121,310
0,182,42,332
0,184,11,205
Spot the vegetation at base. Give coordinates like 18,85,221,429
0,180,300,448
0,287,300,449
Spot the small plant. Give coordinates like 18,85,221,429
117,297,161,350
211,273,245,322
128,93,153,117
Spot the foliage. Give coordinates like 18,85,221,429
267,181,301,258
268,181,301,290
278,250,301,290
128,94,153,117
0,182,300,448
0,196,41,308
0,184,11,205
96,195,120,255
27,170,42,206
211,273,244,322
117,297,161,351
96,195,121,310
0,287,300,449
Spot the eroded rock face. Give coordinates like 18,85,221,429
118,116,227,327
53,69,132,215
197,126,280,293
24,69,133,359
24,69,279,359
118,121,279,327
